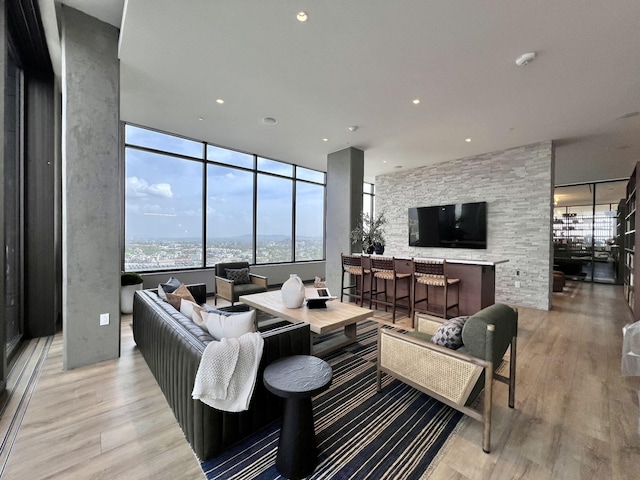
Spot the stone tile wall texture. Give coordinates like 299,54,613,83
376,141,554,310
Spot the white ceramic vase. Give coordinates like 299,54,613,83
281,274,305,309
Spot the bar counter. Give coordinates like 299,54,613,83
355,254,508,317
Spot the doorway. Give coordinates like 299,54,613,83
553,180,627,284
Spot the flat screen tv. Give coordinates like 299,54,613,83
408,202,487,249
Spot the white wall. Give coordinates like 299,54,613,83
376,141,555,310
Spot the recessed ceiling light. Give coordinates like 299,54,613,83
262,117,277,125
412,99,420,105
322,138,329,142
383,160,387,164
515,52,536,66
465,138,472,142
216,99,224,104
348,125,358,132
297,11,308,22
197,117,204,121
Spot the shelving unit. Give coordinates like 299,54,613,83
552,212,618,260
624,165,638,317
617,199,626,284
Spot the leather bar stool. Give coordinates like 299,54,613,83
411,258,460,321
369,256,411,323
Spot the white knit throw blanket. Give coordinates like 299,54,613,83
192,332,264,413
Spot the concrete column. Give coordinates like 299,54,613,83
61,7,120,369
325,148,364,298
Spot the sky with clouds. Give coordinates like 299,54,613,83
125,126,324,241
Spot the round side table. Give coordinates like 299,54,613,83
263,355,332,479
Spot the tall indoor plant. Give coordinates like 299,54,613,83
350,211,387,254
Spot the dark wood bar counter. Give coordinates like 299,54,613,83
354,255,508,318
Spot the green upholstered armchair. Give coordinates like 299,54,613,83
377,303,518,453
214,261,268,306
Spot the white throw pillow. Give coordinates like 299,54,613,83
203,309,257,340
178,300,202,326
180,299,196,318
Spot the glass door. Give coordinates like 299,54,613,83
553,181,627,284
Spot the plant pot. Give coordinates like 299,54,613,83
121,283,143,314
373,243,385,255
365,245,375,255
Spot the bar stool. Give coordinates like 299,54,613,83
340,253,370,306
369,256,411,323
411,258,460,321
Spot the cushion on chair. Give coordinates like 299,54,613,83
215,261,250,278
458,304,517,364
225,267,251,284
455,303,518,406
345,266,363,275
430,316,469,349
230,283,268,302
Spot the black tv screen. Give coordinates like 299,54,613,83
408,202,487,249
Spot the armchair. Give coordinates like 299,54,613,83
377,303,517,453
214,261,268,306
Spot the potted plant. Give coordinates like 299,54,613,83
350,211,387,255
121,271,144,314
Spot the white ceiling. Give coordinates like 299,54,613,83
62,1,640,185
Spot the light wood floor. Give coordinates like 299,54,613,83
1,282,639,479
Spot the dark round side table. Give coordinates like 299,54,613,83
263,355,332,479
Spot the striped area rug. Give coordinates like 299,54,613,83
200,326,463,479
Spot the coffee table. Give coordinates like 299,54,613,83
239,289,374,355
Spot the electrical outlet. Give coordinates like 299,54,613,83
515,281,521,288
100,313,110,326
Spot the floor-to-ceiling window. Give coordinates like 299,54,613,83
4,47,24,358
295,169,325,261
124,124,326,271
553,180,627,284
363,182,375,218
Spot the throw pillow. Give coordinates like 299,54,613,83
430,316,469,350
158,276,181,299
225,267,251,285
165,283,196,310
203,308,257,340
179,300,207,328
191,304,206,328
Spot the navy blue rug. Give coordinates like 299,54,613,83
200,328,463,479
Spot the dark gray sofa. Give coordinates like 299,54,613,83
132,284,310,460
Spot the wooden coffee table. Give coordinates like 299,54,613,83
239,289,374,355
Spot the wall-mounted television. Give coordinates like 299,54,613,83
408,202,487,249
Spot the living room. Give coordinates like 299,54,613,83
2,1,640,479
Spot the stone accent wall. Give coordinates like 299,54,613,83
376,141,554,310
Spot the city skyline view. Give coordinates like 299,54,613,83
124,124,326,270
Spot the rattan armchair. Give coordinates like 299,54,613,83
377,303,517,453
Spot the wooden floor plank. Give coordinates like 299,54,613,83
1,282,639,479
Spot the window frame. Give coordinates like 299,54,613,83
123,123,326,272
